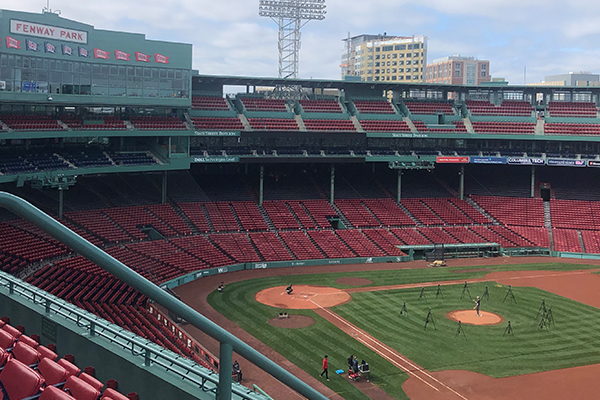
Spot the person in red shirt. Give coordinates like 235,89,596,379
320,355,329,381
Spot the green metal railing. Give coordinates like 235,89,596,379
0,192,327,400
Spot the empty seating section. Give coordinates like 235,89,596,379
401,199,444,225
488,225,532,247
170,236,233,267
353,100,396,114
307,230,355,258
335,199,380,228
109,152,156,166
453,120,468,132
362,199,414,226
191,96,230,110
241,98,288,112
1,114,64,131
417,227,460,244
581,230,600,254
448,198,491,224
547,101,598,118
404,102,454,115
362,229,406,255
0,222,68,263
249,232,293,261
471,121,535,134
61,148,112,168
466,100,533,116
262,201,301,229
231,202,268,231
545,123,600,136
177,203,211,232
129,116,186,130
508,226,550,248
469,226,517,248
102,206,178,239
65,210,133,243
299,99,343,113
412,120,429,132
204,203,240,232
145,204,192,235
60,115,127,130
359,120,411,132
550,199,600,230
209,233,261,263
278,231,324,259
420,198,474,225
553,228,583,252
248,118,299,130
125,241,204,275
300,200,337,228
0,317,142,400
336,230,386,257
191,117,244,131
304,119,356,131
444,226,487,243
472,196,544,227
391,228,430,245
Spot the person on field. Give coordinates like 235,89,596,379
320,355,329,381
232,360,242,382
218,282,224,293
473,295,481,316
352,355,359,374
286,284,293,295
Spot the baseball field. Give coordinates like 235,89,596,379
195,258,600,399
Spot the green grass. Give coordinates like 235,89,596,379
207,263,600,399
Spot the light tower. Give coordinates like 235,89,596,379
259,0,326,80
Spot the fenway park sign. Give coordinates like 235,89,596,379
11,20,88,44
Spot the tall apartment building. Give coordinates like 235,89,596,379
425,55,491,85
341,34,427,83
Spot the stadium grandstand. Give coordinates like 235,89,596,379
5,7,600,400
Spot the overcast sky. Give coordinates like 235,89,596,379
5,0,600,85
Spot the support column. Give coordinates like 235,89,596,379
58,188,64,220
217,342,233,400
161,171,167,204
459,165,465,200
330,164,335,205
259,166,264,206
397,170,402,203
531,165,535,198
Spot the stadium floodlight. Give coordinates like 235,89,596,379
259,0,326,80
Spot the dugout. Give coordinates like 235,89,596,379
398,242,501,260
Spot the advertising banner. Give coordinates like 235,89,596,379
436,156,469,163
547,159,586,167
469,156,507,164
506,157,545,165
10,19,88,44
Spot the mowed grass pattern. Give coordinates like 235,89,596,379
207,263,600,399
333,281,600,378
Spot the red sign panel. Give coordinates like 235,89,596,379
436,156,469,163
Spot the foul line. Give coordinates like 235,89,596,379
309,299,470,400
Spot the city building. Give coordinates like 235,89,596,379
533,72,600,87
425,55,490,85
341,34,427,83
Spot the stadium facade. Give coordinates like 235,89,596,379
6,7,600,400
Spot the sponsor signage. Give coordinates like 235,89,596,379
588,160,600,168
547,159,586,167
135,51,150,62
114,50,131,61
94,48,110,59
436,156,469,163
11,19,88,44
194,130,240,137
193,156,239,163
469,156,507,164
506,157,545,165
390,132,428,138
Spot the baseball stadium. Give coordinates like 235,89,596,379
4,7,600,400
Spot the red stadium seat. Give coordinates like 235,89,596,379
64,375,101,400
40,385,77,400
101,388,130,400
11,341,41,366
38,357,70,385
0,329,15,350
58,357,81,378
0,358,45,399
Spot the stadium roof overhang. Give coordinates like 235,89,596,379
193,74,600,94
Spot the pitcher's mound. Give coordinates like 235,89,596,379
447,310,504,325
256,285,351,309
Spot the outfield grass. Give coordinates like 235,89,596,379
207,263,600,399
